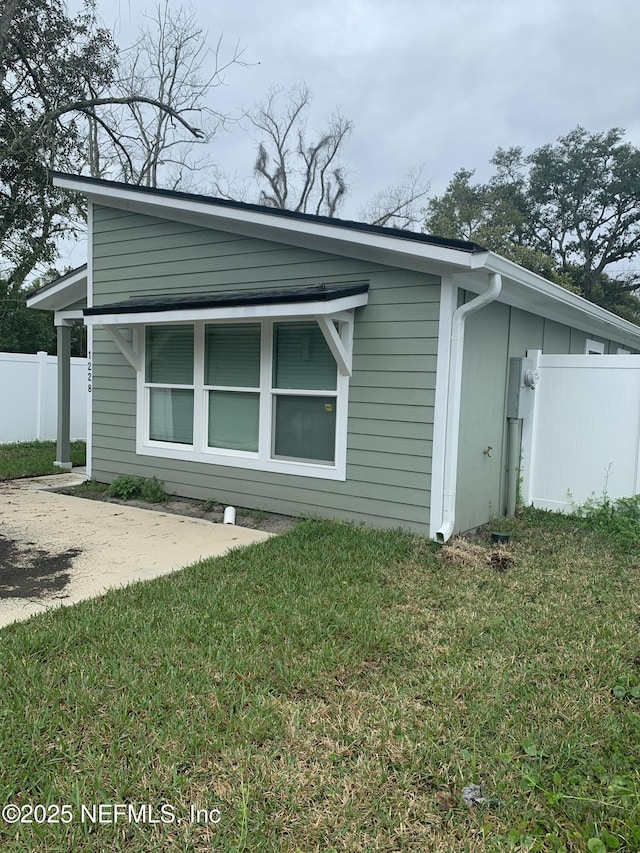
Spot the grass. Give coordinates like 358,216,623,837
0,440,86,480
0,510,639,851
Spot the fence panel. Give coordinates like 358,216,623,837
524,353,640,511
0,351,88,444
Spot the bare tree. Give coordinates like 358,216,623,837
248,84,352,216
87,1,247,189
244,84,429,229
359,165,430,229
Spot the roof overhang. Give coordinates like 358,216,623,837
53,172,482,278
34,174,640,350
26,265,87,312
461,253,640,350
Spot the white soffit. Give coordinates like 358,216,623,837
459,260,640,350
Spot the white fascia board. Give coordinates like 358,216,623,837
26,267,88,312
53,174,478,274
84,292,369,327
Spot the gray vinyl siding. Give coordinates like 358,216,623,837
91,205,440,534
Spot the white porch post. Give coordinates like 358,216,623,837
54,320,72,470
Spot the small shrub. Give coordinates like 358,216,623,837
139,476,167,503
108,475,144,500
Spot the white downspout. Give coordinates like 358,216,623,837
436,272,502,543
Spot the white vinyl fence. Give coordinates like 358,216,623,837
0,351,88,444
522,351,640,511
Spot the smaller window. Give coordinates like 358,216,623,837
271,322,338,463
145,326,194,445
585,339,605,354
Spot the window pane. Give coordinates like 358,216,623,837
205,324,261,387
209,391,259,452
273,322,337,391
146,326,194,385
149,388,194,444
273,395,336,463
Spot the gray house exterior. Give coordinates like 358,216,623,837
28,173,640,538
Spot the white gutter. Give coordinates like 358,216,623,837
436,272,503,543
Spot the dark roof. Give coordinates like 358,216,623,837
84,282,369,317
54,172,488,255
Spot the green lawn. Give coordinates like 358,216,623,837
0,440,86,480
0,510,639,851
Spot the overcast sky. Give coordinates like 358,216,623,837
67,0,640,245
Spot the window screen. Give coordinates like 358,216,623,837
205,324,261,387
146,326,194,385
273,322,336,390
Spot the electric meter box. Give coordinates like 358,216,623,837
506,357,538,419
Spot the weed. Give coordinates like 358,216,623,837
139,476,167,503
107,474,144,500
108,475,167,502
570,492,640,548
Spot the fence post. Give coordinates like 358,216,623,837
36,351,48,441
54,324,72,470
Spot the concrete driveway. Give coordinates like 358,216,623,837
0,471,271,629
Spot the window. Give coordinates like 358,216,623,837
585,338,605,354
145,326,194,444
272,322,337,464
139,318,348,479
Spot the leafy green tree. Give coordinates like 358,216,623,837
0,0,111,291
424,157,557,280
0,0,205,295
0,276,86,355
527,127,640,301
424,127,640,317
0,279,55,353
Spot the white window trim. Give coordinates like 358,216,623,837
585,338,605,354
134,317,351,480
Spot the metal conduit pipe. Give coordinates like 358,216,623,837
506,417,520,517
436,272,503,543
